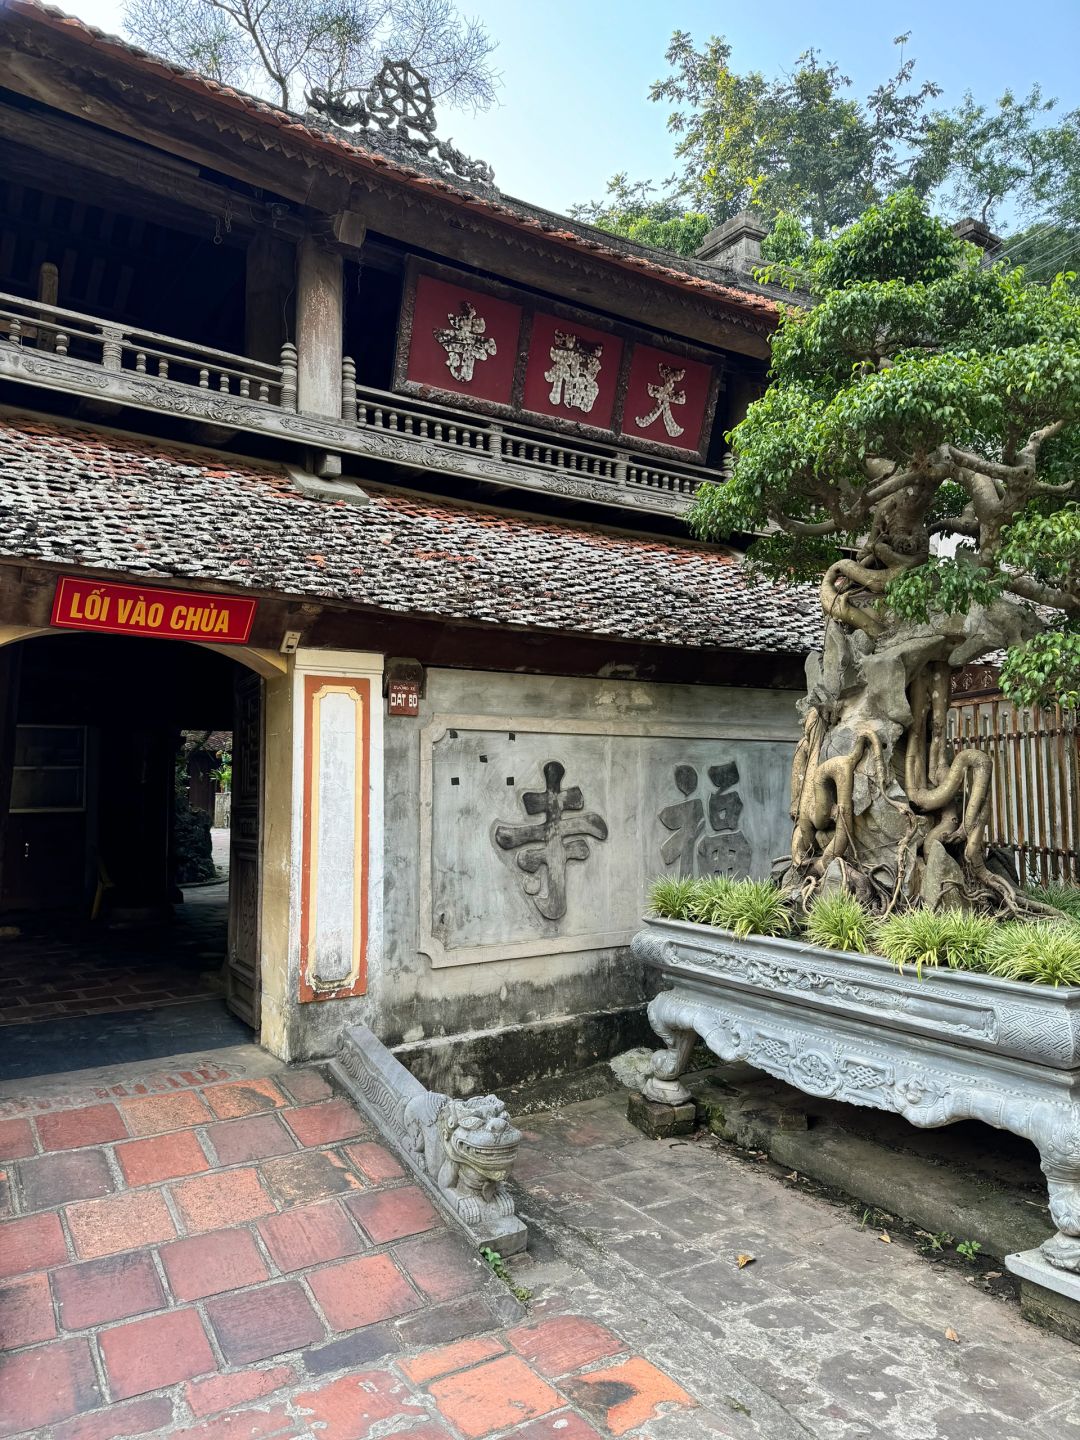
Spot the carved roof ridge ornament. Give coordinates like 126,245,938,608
306,58,495,189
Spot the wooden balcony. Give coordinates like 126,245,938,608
0,291,725,517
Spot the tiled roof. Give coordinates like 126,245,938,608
4,0,780,329
0,413,820,654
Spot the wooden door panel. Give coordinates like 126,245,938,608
227,671,262,1028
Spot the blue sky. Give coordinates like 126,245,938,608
61,0,1080,215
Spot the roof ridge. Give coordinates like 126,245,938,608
5,0,781,324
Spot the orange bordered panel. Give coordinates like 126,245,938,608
299,674,371,1002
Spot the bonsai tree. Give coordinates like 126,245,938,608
690,192,1080,912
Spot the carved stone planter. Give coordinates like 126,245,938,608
634,918,1080,1277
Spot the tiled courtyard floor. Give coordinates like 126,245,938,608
4,1056,1080,1440
0,1061,701,1439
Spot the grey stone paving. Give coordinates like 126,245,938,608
510,1089,1080,1440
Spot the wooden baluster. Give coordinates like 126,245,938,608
615,452,629,486
100,326,123,371
279,342,298,411
341,356,357,424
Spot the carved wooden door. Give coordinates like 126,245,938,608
227,670,262,1028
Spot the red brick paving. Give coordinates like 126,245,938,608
115,1130,210,1187
185,1364,298,1418
346,1183,441,1243
0,1063,697,1439
508,1316,623,1378
257,1199,366,1272
65,1188,176,1258
170,1167,276,1232
206,1113,297,1166
281,1098,368,1147
0,1118,35,1160
99,1307,216,1399
37,1104,127,1152
0,1210,68,1276
119,1091,212,1137
52,1252,166,1329
205,1280,325,1365
427,1353,562,1437
0,1271,57,1348
160,1229,270,1302
344,1140,405,1183
306,1252,422,1331
203,1078,286,1119
18,1149,115,1209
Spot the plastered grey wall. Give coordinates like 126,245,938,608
286,666,800,1063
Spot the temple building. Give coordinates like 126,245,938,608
0,0,815,1089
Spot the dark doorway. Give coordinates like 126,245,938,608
0,633,262,1079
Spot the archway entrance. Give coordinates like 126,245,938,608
0,632,265,1079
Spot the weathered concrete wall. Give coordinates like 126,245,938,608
284,664,801,1087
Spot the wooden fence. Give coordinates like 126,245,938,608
948,667,1079,884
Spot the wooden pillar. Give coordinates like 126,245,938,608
296,237,343,418
245,231,296,365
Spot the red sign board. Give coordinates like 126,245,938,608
405,273,521,405
387,680,421,717
621,344,715,454
521,313,622,431
51,577,257,644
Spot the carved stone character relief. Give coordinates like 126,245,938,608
492,760,608,920
659,763,751,879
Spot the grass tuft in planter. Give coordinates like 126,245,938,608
648,875,698,920
687,875,736,926
874,910,996,977
705,879,793,938
986,920,1080,987
805,892,874,953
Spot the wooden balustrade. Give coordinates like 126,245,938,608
0,293,723,516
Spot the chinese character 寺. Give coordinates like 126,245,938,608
494,760,608,920
544,331,602,413
635,363,687,438
434,301,497,383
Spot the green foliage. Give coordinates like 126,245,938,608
570,176,711,258
647,876,792,937
686,874,736,926
1000,627,1080,709
886,556,1006,624
480,1248,531,1303
1028,884,1080,922
874,910,995,977
956,1239,982,1262
644,31,942,239
805,893,874,953
986,921,1080,987
651,877,1080,987
929,87,1080,234
708,880,794,938
577,33,1080,269
686,192,1080,709
648,875,698,920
